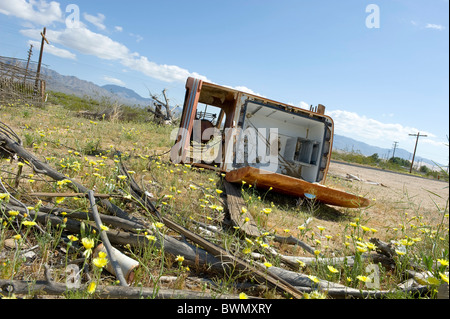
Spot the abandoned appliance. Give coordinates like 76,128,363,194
170,77,370,208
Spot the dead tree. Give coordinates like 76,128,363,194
147,89,177,124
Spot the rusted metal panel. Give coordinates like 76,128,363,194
171,77,202,163
170,77,370,208
225,166,370,208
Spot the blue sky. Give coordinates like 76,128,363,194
0,0,448,166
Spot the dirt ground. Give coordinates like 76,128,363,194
327,161,448,210
325,161,449,231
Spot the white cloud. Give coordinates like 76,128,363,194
0,0,62,25
114,26,123,32
6,1,209,83
425,23,445,30
233,86,259,95
298,101,310,109
327,110,436,146
28,39,76,60
20,26,209,83
129,33,144,43
83,13,106,30
103,76,125,86
327,110,449,165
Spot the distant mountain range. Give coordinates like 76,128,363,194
332,135,442,168
1,57,440,168
41,68,154,107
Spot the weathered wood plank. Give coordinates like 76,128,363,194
223,181,261,238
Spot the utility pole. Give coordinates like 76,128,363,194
392,141,398,160
34,27,49,95
23,44,33,85
409,132,427,173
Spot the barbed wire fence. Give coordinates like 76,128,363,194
0,56,47,107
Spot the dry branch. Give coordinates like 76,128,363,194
0,132,139,224
264,263,430,299
0,278,246,299
223,180,261,238
272,234,318,256
87,190,128,286
119,162,304,299
6,203,224,271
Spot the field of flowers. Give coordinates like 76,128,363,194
0,97,448,299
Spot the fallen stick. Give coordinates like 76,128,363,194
87,190,128,287
38,205,149,233
119,162,304,299
0,278,246,299
29,192,124,199
272,234,318,256
223,180,261,238
263,264,430,299
6,204,223,271
0,133,138,223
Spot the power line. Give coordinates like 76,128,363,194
392,141,398,159
408,132,427,173
34,27,49,93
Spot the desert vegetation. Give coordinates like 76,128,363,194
0,93,448,299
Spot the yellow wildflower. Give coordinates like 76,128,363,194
154,222,164,229
0,193,10,201
395,249,406,256
439,272,449,284
307,275,320,283
357,246,368,253
239,292,248,299
82,238,94,250
87,281,97,294
303,291,327,299
327,265,339,273
67,235,78,242
437,259,449,267
22,221,36,227
93,255,108,268
356,275,371,283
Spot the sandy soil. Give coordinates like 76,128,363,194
327,161,448,210
325,161,449,231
